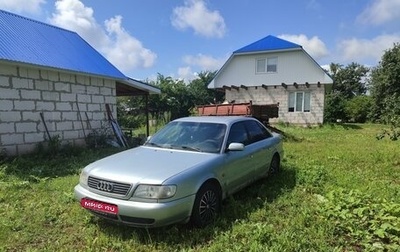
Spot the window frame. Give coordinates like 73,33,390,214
288,91,311,112
266,57,278,73
255,57,278,74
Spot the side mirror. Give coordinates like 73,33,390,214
227,142,244,151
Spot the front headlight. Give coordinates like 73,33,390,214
79,170,89,185
133,185,177,199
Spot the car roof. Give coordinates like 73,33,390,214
173,116,258,125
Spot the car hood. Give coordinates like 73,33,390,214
84,146,217,184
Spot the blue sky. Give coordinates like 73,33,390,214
1,0,399,82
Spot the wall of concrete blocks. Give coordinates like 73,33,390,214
225,84,326,125
0,64,117,155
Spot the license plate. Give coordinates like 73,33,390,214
80,198,118,214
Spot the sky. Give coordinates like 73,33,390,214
0,0,400,82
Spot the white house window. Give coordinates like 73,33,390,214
288,91,311,112
256,57,277,73
256,59,266,73
266,57,277,72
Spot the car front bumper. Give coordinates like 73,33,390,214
74,184,195,228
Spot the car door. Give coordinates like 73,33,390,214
222,121,256,194
243,120,275,177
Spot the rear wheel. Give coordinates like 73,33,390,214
190,182,221,228
268,154,280,175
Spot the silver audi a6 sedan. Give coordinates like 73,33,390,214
74,116,283,228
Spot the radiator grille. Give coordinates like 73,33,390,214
88,176,131,196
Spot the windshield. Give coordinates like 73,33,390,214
145,121,226,153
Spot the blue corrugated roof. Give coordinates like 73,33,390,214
234,35,301,54
0,10,126,79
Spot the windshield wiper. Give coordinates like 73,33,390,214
180,145,202,152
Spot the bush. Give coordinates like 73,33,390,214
376,95,400,140
118,114,146,129
345,95,373,123
324,93,348,123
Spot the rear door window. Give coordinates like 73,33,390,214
244,120,272,144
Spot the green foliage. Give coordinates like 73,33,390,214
296,164,329,192
324,62,370,123
117,71,223,128
330,62,369,99
117,96,147,128
119,114,146,129
369,43,400,139
188,71,224,106
376,125,400,141
35,135,63,156
319,188,400,251
47,135,62,154
345,95,373,123
369,43,400,120
324,93,348,123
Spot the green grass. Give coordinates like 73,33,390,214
1,124,399,251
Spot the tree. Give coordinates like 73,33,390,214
345,95,373,123
324,93,348,123
187,71,224,106
330,62,369,99
369,43,400,122
369,43,400,140
148,74,192,120
118,71,224,128
324,62,370,123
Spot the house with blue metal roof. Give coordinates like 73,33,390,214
208,35,333,125
0,9,160,155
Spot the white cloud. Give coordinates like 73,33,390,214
337,34,400,63
177,66,195,82
175,53,227,82
49,0,156,74
0,0,45,14
278,34,329,60
182,53,225,71
171,0,226,38
104,16,157,70
357,0,400,26
50,0,108,48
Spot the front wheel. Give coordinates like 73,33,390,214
190,183,221,228
268,154,280,175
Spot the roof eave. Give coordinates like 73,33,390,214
122,78,161,95
0,59,126,81
233,47,302,56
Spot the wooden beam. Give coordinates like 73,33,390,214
305,82,310,88
293,82,298,88
281,83,287,88
317,81,321,87
231,85,239,91
222,85,231,90
261,84,268,90
240,85,248,90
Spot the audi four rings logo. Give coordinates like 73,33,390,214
97,181,114,192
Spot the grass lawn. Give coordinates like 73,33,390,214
0,123,399,251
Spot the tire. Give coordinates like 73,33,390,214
269,154,280,175
190,182,221,228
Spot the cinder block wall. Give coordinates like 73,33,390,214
225,84,325,125
0,64,117,155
